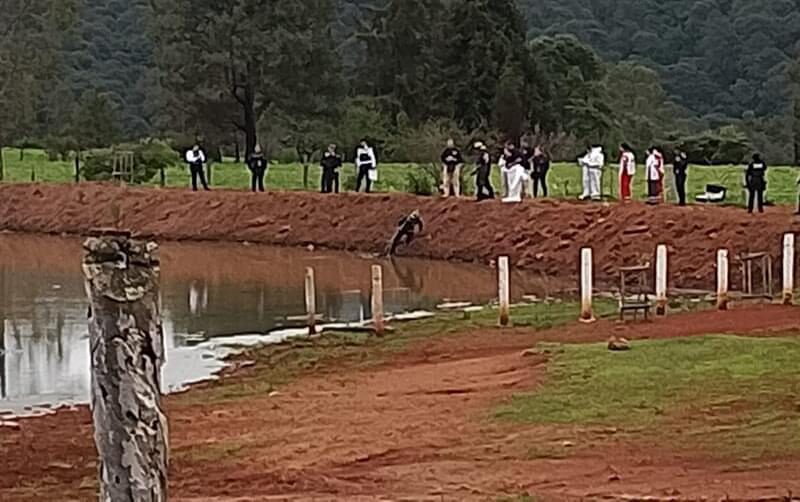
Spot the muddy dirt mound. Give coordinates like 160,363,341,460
0,183,798,288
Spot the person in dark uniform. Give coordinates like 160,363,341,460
246,144,268,192
387,210,424,256
531,146,550,198
745,153,767,213
673,149,689,206
185,144,209,191
320,143,343,193
473,141,494,201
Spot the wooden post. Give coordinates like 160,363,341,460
580,248,595,322
717,249,729,310
784,233,795,305
655,244,668,316
371,265,384,336
82,231,168,502
305,267,317,335
74,152,80,183
159,166,166,187
498,256,510,326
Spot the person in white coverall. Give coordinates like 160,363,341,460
579,146,604,201
498,143,529,203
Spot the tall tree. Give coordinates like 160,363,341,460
0,0,75,177
438,0,528,131
358,0,444,125
150,0,336,158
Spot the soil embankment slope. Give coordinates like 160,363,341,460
0,183,797,288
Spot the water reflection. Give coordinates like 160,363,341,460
0,234,563,411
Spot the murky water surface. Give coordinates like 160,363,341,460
0,234,563,415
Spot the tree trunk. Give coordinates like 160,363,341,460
243,81,257,160
234,134,241,164
19,147,24,161
0,141,5,182
793,96,800,166
82,231,168,502
75,151,81,183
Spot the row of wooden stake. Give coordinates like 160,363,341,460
302,234,795,333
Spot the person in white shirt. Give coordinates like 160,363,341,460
355,139,377,193
646,147,665,204
185,144,209,191
579,145,604,201
618,143,636,202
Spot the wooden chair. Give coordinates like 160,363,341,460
618,263,652,321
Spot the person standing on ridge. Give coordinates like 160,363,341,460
673,148,689,206
246,144,268,192
440,138,464,197
320,143,343,193
531,146,550,198
646,147,665,204
473,141,494,201
355,139,377,193
579,145,604,201
618,143,636,202
745,153,768,213
185,144,209,191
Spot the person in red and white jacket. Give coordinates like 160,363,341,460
646,147,665,204
618,143,636,202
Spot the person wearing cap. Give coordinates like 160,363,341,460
673,148,689,206
473,141,494,201
320,143,343,193
246,144,268,192
440,138,464,197
355,138,377,193
745,153,768,213
185,143,210,191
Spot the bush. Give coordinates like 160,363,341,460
404,165,437,196
82,139,177,183
341,173,357,192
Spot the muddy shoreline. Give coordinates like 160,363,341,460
1,182,798,288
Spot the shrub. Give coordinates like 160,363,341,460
404,165,436,196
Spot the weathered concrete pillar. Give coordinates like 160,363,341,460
82,230,168,502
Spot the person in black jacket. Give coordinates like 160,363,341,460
673,149,689,206
387,210,424,256
246,144,268,192
531,146,550,198
473,141,494,201
440,138,464,197
745,153,767,213
320,144,343,193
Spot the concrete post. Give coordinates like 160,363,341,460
784,233,795,305
580,248,595,323
305,267,317,335
371,265,384,336
498,256,510,327
82,230,167,502
655,244,668,316
717,249,729,311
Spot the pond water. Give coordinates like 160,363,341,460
0,234,565,416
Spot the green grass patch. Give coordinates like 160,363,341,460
497,335,800,458
3,147,799,206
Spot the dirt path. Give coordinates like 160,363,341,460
1,183,798,288
1,305,799,501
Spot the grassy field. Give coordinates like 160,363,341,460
497,335,800,459
2,147,799,206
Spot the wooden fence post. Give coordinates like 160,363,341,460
580,248,595,323
717,249,729,310
498,256,510,326
305,267,317,335
655,244,668,316
82,231,168,502
371,265,384,336
784,233,795,305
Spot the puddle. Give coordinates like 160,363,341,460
0,233,565,416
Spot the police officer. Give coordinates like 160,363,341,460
673,149,689,206
473,142,494,201
185,144,209,191
247,144,268,192
531,146,550,198
440,138,464,197
320,144,343,193
745,153,767,213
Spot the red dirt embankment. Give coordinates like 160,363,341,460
0,183,798,288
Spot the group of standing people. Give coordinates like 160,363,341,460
439,139,551,202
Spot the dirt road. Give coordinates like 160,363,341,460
0,183,798,288
2,305,799,501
